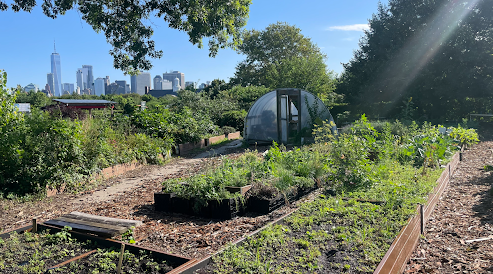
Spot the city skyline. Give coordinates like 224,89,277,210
1,1,387,89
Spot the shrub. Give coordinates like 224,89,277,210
218,110,247,131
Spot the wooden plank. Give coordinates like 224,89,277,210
55,216,128,234
43,219,120,237
66,212,142,228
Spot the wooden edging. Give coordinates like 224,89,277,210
373,150,462,274
0,223,194,273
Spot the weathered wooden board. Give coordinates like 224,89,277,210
44,212,142,238
66,212,142,228
55,216,128,233
43,219,121,238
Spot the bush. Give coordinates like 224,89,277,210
222,126,236,135
218,110,247,130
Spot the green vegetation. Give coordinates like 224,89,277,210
200,117,475,273
0,226,173,274
231,22,339,106
47,248,173,274
335,0,493,123
0,227,94,274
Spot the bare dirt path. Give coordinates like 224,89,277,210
405,141,493,273
0,139,243,233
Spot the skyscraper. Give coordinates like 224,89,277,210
153,75,163,90
115,80,127,95
82,65,94,93
47,73,55,96
76,69,84,91
104,76,110,94
131,72,151,95
94,78,105,96
162,71,185,90
50,43,62,97
62,83,74,94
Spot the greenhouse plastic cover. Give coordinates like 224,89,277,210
244,89,337,144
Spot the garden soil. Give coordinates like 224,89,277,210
0,139,314,259
405,126,493,273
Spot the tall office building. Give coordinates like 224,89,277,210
47,73,55,96
162,71,185,90
162,80,172,90
76,67,89,90
62,83,74,94
82,65,94,93
94,78,105,96
104,76,110,94
50,43,62,97
76,69,84,91
115,80,127,95
130,72,151,95
153,75,163,90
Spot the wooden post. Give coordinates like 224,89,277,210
420,204,425,235
449,165,451,181
32,218,37,233
116,243,125,274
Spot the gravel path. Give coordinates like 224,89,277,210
405,141,493,273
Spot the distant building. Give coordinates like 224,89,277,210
76,86,80,95
104,76,110,94
162,79,172,90
173,78,180,92
126,84,130,94
82,65,94,93
62,83,74,94
50,43,62,97
131,72,151,95
107,83,118,94
162,71,185,90
41,88,52,97
153,75,163,90
47,73,55,96
76,69,85,91
94,78,105,96
148,89,176,98
115,80,127,95
24,83,39,92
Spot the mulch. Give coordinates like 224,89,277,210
0,144,311,260
405,141,493,273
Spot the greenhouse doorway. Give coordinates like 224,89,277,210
277,89,302,144
243,88,337,145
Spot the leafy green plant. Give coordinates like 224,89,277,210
449,125,479,147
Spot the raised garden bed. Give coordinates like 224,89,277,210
0,223,195,274
206,135,226,146
226,131,241,140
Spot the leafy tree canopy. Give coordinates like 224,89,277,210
1,0,251,73
232,22,339,105
336,0,493,122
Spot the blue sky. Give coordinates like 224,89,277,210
0,0,387,89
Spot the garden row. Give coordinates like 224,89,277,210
153,117,479,273
0,224,195,274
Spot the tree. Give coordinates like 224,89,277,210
1,0,251,73
336,0,493,122
232,22,338,105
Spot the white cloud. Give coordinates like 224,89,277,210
327,24,369,32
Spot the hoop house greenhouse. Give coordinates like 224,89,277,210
243,88,337,145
